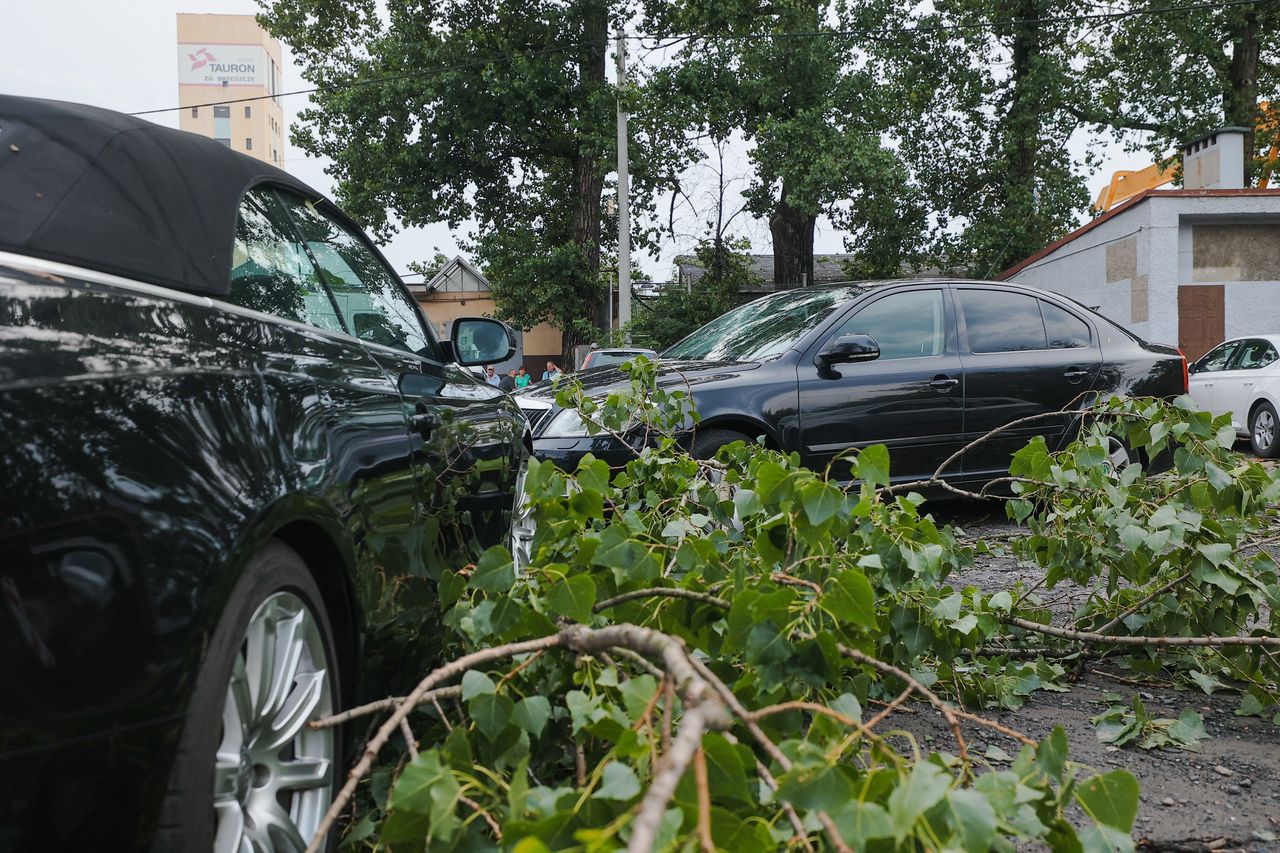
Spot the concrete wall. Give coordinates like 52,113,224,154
1011,194,1280,349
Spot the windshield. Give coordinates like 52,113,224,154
662,286,866,362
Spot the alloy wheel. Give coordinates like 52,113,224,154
1254,408,1275,452
213,592,334,853
1101,437,1131,477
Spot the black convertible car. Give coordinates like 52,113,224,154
518,281,1187,483
0,97,529,852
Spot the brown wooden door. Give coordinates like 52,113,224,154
1178,285,1224,361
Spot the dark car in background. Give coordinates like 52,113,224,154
0,97,529,852
517,280,1187,485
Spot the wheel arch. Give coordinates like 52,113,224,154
694,415,781,450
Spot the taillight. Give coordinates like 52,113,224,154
1177,348,1189,394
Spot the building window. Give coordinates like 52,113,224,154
245,137,253,151
245,106,252,118
215,138,231,147
191,107,198,118
213,106,230,118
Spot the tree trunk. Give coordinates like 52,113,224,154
1225,5,1260,185
770,185,816,288
989,0,1042,274
564,0,609,367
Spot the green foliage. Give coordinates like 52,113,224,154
1092,695,1209,751
632,239,756,349
329,363,1280,851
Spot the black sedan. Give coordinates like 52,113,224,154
517,280,1187,485
0,97,529,852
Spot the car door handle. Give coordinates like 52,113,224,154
1064,368,1090,383
929,375,959,392
1244,381,1255,387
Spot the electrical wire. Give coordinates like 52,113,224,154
130,0,1260,116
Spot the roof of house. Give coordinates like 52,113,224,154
998,188,1280,281
419,255,489,293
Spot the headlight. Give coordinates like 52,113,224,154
541,408,591,438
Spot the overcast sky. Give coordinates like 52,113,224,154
3,0,1140,282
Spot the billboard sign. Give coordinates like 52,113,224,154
178,43,266,87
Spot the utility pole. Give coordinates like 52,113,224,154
615,30,632,341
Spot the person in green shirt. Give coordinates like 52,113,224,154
514,365,532,389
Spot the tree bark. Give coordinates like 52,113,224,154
770,185,816,288
1225,5,1260,185
563,0,609,366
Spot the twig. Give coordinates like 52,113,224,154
398,718,419,761
575,743,587,788
594,587,730,612
693,747,714,853
458,794,503,840
950,708,1038,747
748,701,870,737
1005,616,1280,647
863,686,915,731
431,696,453,732
309,685,463,729
303,634,564,853
498,649,546,687
1092,571,1191,635
612,645,666,679
748,753,816,853
837,643,969,766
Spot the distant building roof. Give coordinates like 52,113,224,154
675,253,860,287
407,255,489,296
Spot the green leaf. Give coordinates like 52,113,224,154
545,574,596,623
948,787,997,851
512,696,552,737
461,670,496,700
470,545,515,592
1074,770,1139,831
386,751,461,841
856,444,891,486
701,733,751,805
593,762,641,801
1035,726,1068,782
801,480,842,525
1237,693,1266,717
987,590,1013,613
888,761,951,841
469,692,514,741
824,569,878,628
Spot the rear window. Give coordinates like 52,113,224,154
960,290,1046,353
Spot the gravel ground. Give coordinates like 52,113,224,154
896,495,1280,853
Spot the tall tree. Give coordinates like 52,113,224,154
645,0,923,287
879,0,1094,277
1076,1,1280,185
260,0,684,362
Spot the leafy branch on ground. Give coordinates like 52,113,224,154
322,361,1279,851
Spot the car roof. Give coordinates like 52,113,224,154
0,95,321,298
1215,334,1280,347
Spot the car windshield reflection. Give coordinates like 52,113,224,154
662,285,865,362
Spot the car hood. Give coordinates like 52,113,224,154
515,359,763,403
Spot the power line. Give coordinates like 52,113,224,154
131,0,1256,117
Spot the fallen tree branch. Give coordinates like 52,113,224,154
1005,616,1280,647
594,587,730,612
1091,571,1191,636
310,685,463,730
304,634,565,853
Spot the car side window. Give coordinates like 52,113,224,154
1196,341,1240,373
273,190,434,358
1231,339,1278,370
830,289,946,360
227,188,345,333
1041,301,1091,348
960,290,1046,353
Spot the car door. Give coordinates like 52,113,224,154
1188,340,1242,418
226,187,426,579
956,288,1103,476
1213,338,1278,431
796,287,964,483
272,189,521,570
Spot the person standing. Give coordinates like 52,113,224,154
541,360,562,382
499,369,517,392
515,366,531,389
484,366,501,386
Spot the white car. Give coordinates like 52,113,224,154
1188,335,1280,457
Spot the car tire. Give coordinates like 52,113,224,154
151,541,341,853
1250,401,1280,458
691,428,752,460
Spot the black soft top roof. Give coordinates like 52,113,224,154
0,95,320,297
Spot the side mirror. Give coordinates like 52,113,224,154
451,317,516,367
816,333,880,367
